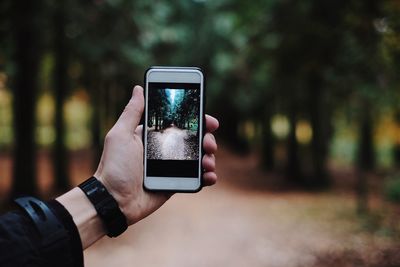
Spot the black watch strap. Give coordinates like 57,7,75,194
78,176,128,237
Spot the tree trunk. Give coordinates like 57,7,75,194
91,88,102,170
393,110,400,168
219,106,248,153
286,106,301,183
86,66,103,171
309,75,330,188
11,0,42,198
261,107,274,171
53,2,70,191
155,112,159,130
356,102,375,214
358,104,375,171
214,93,248,153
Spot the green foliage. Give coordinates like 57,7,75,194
148,87,198,131
2,0,400,185
384,174,400,203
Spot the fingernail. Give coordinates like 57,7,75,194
211,134,216,142
132,85,142,97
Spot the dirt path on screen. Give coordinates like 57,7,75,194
147,126,198,160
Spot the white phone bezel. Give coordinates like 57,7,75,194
143,67,204,192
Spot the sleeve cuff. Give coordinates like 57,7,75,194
47,200,84,267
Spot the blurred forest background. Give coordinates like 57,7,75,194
1,0,400,266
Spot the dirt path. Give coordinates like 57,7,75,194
0,149,395,266
158,127,187,159
148,126,197,160
85,149,393,267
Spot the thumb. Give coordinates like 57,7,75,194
115,85,144,132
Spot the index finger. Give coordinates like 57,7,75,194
205,114,219,133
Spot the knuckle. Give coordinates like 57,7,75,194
104,132,114,144
105,129,120,144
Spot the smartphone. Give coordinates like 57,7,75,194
143,67,205,192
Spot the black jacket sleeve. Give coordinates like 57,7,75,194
0,200,83,267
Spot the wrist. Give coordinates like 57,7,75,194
94,172,139,225
57,187,106,249
78,176,128,237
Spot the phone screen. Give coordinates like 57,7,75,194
146,82,201,178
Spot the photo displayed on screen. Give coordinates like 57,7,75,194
147,83,200,161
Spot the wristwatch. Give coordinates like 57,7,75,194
78,176,128,237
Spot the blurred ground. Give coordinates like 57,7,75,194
0,148,398,266
83,148,397,267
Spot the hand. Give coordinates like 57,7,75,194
94,85,219,225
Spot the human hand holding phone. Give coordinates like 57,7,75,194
94,85,219,225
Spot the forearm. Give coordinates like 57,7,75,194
57,187,106,249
